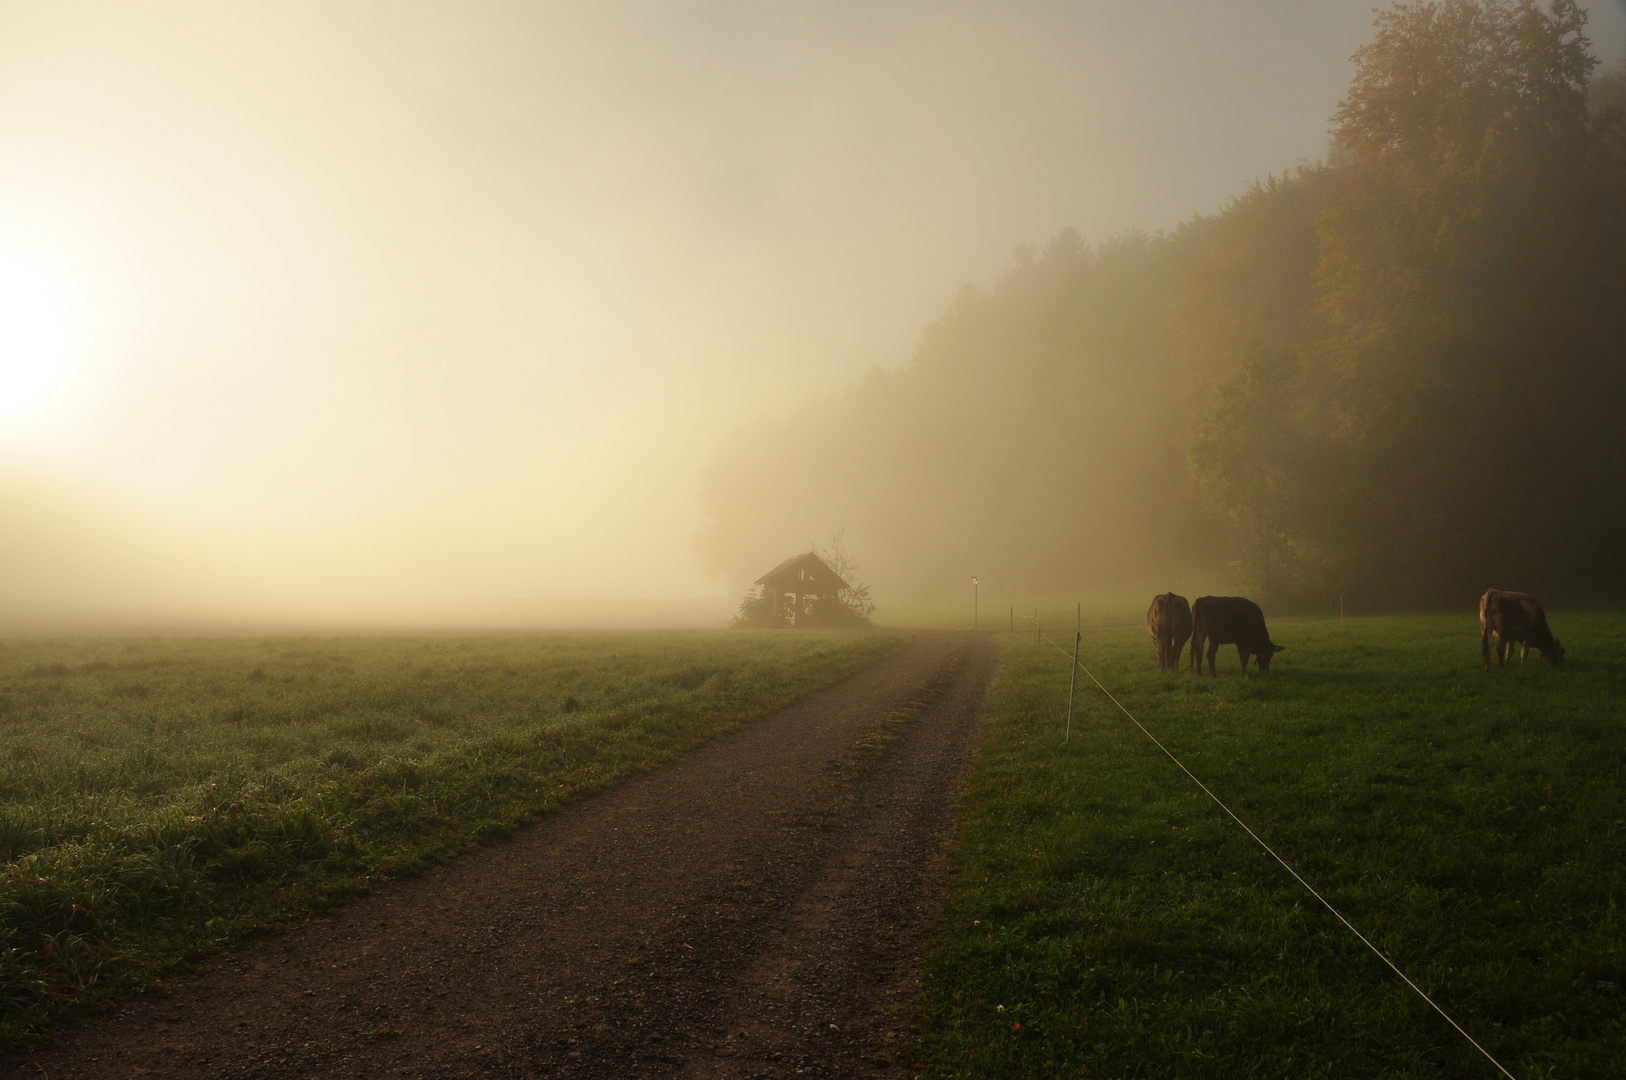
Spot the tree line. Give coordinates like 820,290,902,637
698,0,1626,611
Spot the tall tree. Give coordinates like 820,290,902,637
1186,346,1320,601
1307,0,1626,600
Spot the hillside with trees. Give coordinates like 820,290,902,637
697,0,1626,611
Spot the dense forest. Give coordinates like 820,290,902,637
698,0,1626,612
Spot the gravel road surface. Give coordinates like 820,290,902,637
4,630,996,1079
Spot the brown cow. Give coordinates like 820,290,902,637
1190,595,1284,676
1146,592,1193,671
1480,588,1565,670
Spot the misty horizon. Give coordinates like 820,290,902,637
3,2,1625,628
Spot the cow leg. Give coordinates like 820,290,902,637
1206,639,1219,677
1237,644,1250,672
1174,632,1190,670
1482,628,1492,671
1497,636,1508,668
1519,642,1528,665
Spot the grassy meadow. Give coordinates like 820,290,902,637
0,629,904,1049
921,612,1626,1079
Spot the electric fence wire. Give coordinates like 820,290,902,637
1036,627,1518,1080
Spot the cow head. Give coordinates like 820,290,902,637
1256,643,1287,671
1543,639,1566,664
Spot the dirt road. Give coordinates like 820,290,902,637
5,631,997,1079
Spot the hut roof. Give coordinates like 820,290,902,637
754,551,849,593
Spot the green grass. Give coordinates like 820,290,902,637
921,613,1626,1079
0,629,905,1049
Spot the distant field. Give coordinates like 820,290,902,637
0,629,905,1049
921,612,1626,1079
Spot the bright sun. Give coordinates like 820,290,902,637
0,249,76,431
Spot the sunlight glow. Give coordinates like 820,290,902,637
0,248,76,433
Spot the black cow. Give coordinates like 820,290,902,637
1190,596,1284,676
1146,592,1193,671
1480,588,1565,670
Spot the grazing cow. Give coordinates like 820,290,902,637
1190,595,1285,676
1480,588,1565,671
1146,592,1193,671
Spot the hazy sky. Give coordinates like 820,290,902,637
1,1,1623,624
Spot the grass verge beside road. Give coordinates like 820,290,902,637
0,629,905,1050
921,613,1626,1079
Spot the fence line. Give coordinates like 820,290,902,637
1012,611,1141,633
1035,626,1517,1080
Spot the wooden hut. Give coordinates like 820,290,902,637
754,552,849,626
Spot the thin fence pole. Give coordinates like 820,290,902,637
1035,608,1040,650
1065,631,1081,742
1076,602,1081,634
1009,606,1014,632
